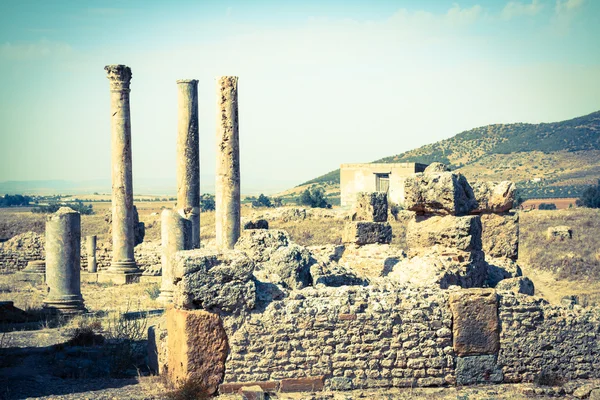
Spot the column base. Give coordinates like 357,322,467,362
157,290,174,304
107,260,140,274
43,295,86,313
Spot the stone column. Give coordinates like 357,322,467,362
86,235,97,273
43,207,85,312
105,64,138,274
158,209,192,303
215,76,240,250
176,79,200,249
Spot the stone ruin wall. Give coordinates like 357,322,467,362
221,286,600,390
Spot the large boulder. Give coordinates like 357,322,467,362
486,257,522,287
255,244,314,290
234,229,290,263
342,222,392,245
481,213,518,260
406,215,482,255
351,192,388,222
172,249,256,314
547,226,572,241
495,276,534,296
470,181,516,214
404,172,477,216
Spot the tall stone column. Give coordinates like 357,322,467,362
176,79,200,248
86,235,97,273
43,207,85,312
105,64,138,274
215,76,240,250
158,209,192,303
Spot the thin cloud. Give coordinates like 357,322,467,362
0,39,71,60
446,4,483,25
553,0,585,32
501,0,544,19
555,0,584,14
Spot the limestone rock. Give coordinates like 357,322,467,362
256,244,314,290
547,226,572,241
310,261,367,287
307,244,345,265
342,222,392,245
456,355,503,385
404,171,477,216
172,249,256,314
424,162,450,174
388,249,487,289
495,276,534,295
234,229,289,263
406,215,482,255
351,192,388,222
481,213,518,260
166,308,228,395
338,244,406,279
470,181,516,214
147,315,168,375
243,219,269,230
449,288,499,356
239,385,265,400
486,257,522,287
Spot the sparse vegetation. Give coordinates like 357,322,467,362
32,201,94,215
0,194,31,207
200,193,215,212
577,180,600,208
297,187,331,209
538,203,557,210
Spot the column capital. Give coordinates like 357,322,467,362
177,79,198,86
105,64,132,92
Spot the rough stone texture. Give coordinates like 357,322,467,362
235,229,290,263
470,181,516,214
406,215,482,255
166,308,228,395
105,64,139,274
104,206,145,247
404,172,477,216
388,250,487,289
23,260,45,274
172,249,256,314
147,315,168,375
0,232,44,273
342,222,392,245
255,244,313,290
351,192,388,222
498,293,600,383
424,162,450,174
308,244,345,265
243,219,269,230
495,277,534,296
176,79,200,249
547,225,573,241
239,385,265,400
456,355,503,385
449,288,499,356
481,213,519,260
86,235,97,273
215,76,241,250
224,285,455,389
158,209,192,304
310,261,367,287
43,207,85,312
486,257,522,287
338,244,406,279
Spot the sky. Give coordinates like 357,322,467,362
0,0,599,194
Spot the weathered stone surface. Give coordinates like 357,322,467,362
404,172,477,216
166,308,228,395
307,244,345,265
406,215,482,254
235,229,289,263
310,261,367,287
351,192,388,222
470,181,516,214
388,249,487,289
256,244,313,290
547,225,572,241
172,249,256,314
486,257,522,287
424,162,450,174
215,76,241,250
86,235,97,273
158,209,192,304
280,376,325,392
0,232,45,273
219,381,279,394
456,355,503,385
342,222,392,245
481,213,518,260
328,377,354,391
239,385,265,400
495,276,534,295
243,219,269,230
147,315,167,375
449,289,499,356
338,244,406,279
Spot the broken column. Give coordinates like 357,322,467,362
105,64,139,274
343,192,392,245
86,235,97,273
43,207,85,312
158,209,192,304
176,79,200,249
215,76,241,250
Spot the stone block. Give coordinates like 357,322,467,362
219,381,279,394
172,249,256,314
240,385,265,400
404,172,477,216
481,213,518,260
470,181,516,214
166,308,228,395
547,226,572,241
280,376,325,392
255,244,313,290
342,222,392,245
97,272,140,285
495,276,534,295
456,355,503,385
449,288,499,356
147,315,167,375
486,258,522,287
328,376,353,391
234,229,290,263
351,192,388,222
406,215,482,254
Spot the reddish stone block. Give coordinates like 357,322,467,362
280,376,325,392
338,313,357,321
219,381,279,394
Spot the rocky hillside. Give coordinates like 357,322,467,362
300,110,600,199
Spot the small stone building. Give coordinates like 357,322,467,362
340,162,427,208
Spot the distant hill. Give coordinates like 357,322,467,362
299,111,600,199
